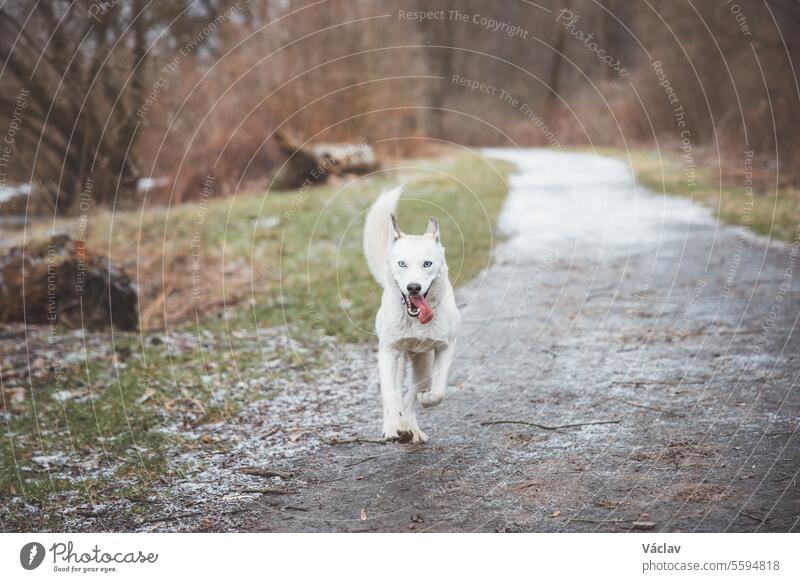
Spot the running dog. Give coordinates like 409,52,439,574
363,186,460,443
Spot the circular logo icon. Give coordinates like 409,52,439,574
20,542,45,570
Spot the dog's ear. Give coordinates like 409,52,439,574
389,214,404,242
424,217,439,242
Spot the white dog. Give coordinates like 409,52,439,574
363,186,460,443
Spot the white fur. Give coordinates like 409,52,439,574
363,186,461,443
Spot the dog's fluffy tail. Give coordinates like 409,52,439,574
363,185,403,287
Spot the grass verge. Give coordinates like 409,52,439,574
616,148,800,242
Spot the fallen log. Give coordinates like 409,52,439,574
274,130,379,189
0,234,138,331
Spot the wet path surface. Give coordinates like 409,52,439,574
156,150,799,532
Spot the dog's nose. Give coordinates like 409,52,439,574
406,283,422,296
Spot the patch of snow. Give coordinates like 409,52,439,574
483,148,715,257
254,216,280,229
137,176,170,191
0,182,31,202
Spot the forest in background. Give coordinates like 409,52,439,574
0,0,798,213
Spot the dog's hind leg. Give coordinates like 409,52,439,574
419,344,454,408
379,347,412,442
407,351,433,407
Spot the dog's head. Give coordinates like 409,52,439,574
386,215,445,323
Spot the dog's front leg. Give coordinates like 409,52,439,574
378,347,409,441
399,352,431,443
419,343,454,408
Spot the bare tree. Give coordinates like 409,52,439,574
0,1,225,212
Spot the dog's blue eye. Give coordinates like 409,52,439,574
423,261,432,268
398,261,407,268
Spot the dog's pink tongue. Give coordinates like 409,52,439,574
410,296,434,324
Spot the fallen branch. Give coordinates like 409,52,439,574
239,467,293,479
740,511,772,524
133,506,252,527
262,427,281,439
568,517,656,530
480,419,621,431
240,488,296,495
327,437,385,445
567,517,634,524
345,456,378,469
140,511,204,525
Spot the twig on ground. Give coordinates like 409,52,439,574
567,517,656,530
140,511,205,525
239,467,293,479
740,512,772,523
327,437,385,445
345,456,378,469
240,488,296,495
480,419,621,431
567,518,656,531
614,379,706,386
124,495,160,504
261,427,281,439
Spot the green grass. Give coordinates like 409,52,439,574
82,150,513,341
1,151,513,529
609,148,800,242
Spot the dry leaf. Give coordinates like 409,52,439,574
137,388,156,405
360,507,367,521
548,510,561,518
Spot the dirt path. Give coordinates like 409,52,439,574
140,150,798,532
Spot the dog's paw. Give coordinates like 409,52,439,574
382,416,409,443
383,428,428,444
418,391,444,408
383,429,414,443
